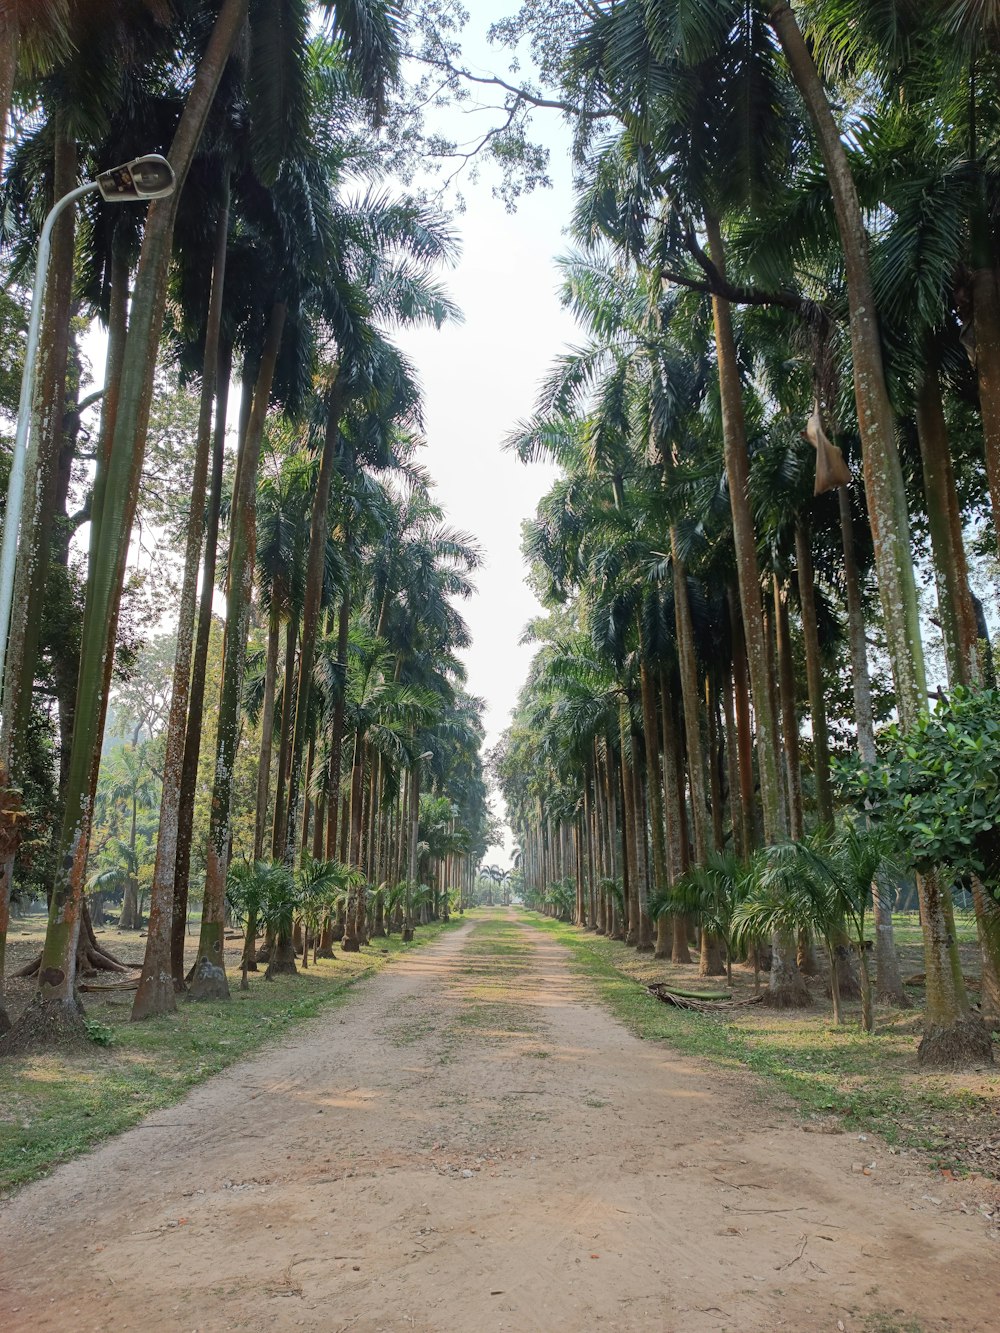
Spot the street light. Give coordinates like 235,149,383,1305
95,155,175,202
0,155,176,703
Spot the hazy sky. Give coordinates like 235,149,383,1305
394,10,580,857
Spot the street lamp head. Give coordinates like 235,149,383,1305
96,154,175,202
417,751,433,762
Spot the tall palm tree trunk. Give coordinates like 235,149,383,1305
312,782,326,861
672,546,712,864
254,604,282,859
190,301,286,1001
722,664,744,857
639,656,667,934
658,668,690,963
618,706,640,945
671,543,723,974
270,619,298,859
284,380,344,861
970,261,1000,555
593,745,608,935
171,343,231,988
612,750,628,940
630,735,654,949
301,736,316,855
134,179,230,1021
707,679,725,853
915,360,1000,1021
5,119,77,760
0,123,77,1031
794,519,834,828
915,359,981,690
838,485,908,1007
773,576,804,843
704,218,784,839
728,588,757,850
342,733,366,952
704,213,806,1006
403,763,419,940
583,772,597,930
325,586,351,860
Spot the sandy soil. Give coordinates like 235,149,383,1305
0,912,997,1332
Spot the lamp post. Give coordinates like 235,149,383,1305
0,154,176,704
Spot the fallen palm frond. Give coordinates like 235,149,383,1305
905,972,980,991
78,975,141,993
647,982,763,1012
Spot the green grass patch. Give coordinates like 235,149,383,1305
459,918,533,964
0,919,461,1196
891,910,976,948
863,1316,924,1333
440,914,540,1050
523,913,999,1175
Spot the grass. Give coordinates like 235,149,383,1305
524,913,1000,1179
890,910,976,948
0,916,461,1196
863,1317,924,1333
438,915,540,1056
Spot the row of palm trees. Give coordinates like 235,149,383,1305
476,862,512,906
493,0,1000,1067
0,0,493,1046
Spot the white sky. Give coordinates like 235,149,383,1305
395,184,576,856
392,13,579,860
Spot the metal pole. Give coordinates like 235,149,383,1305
0,180,99,704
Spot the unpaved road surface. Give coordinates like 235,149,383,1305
1,913,997,1332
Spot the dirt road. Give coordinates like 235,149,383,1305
1,913,997,1332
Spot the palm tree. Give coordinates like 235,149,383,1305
101,744,159,931
133,173,231,1018
226,859,277,991
659,849,761,988
252,445,312,861
764,3,985,1058
190,301,288,1001
12,0,253,1042
282,223,461,870
340,636,438,949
